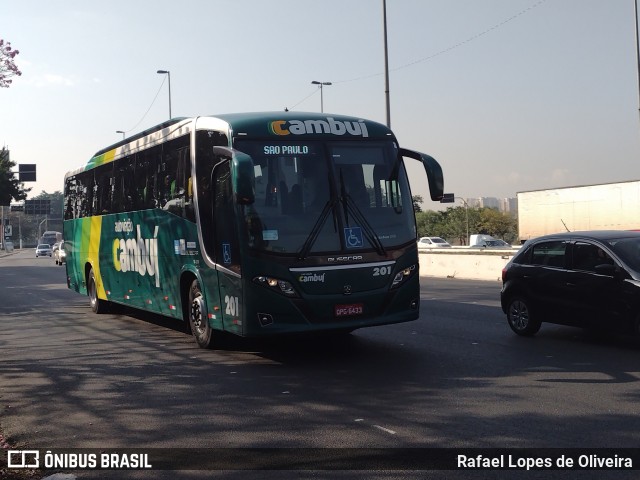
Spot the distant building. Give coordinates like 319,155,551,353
466,197,517,213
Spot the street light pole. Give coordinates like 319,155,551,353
38,217,47,243
157,70,172,119
116,130,125,139
311,81,332,113
382,0,391,127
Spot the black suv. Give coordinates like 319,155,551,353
501,230,640,336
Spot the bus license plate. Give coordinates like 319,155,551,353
335,303,364,317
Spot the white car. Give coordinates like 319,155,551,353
54,241,67,265
417,236,452,249
35,244,53,257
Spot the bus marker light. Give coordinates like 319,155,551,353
214,306,220,311
146,299,153,305
169,305,177,310
258,313,274,327
124,295,130,300
163,296,169,301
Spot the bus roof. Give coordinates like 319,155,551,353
210,111,394,139
92,117,188,158
68,112,396,177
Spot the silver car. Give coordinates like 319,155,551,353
417,236,452,249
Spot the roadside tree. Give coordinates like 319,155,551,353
415,206,517,244
0,39,21,88
0,148,30,205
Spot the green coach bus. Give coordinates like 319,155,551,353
63,112,444,348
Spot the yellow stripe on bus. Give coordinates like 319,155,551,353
102,149,116,164
88,216,107,300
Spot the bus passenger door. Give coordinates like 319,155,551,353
212,160,243,334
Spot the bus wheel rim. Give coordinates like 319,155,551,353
191,295,206,333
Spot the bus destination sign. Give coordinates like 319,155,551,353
263,145,311,156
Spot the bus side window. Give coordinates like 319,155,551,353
122,155,137,212
195,130,229,258
64,176,77,220
89,163,113,215
78,172,91,218
213,160,240,274
148,144,163,209
160,138,189,215
135,154,149,209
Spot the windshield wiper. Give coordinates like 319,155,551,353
343,194,386,256
338,170,386,256
297,197,339,260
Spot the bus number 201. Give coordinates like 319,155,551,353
225,295,239,316
373,266,392,276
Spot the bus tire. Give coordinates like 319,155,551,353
88,268,108,314
188,279,214,349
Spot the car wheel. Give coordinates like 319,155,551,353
506,296,541,336
88,268,108,314
188,279,214,349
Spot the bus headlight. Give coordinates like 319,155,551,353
391,264,416,288
254,276,299,297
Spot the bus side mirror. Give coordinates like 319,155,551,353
399,148,444,201
212,147,255,205
231,152,255,205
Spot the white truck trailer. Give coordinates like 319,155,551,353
517,180,640,242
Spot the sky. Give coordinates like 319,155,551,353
2,0,639,210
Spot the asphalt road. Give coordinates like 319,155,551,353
1,248,639,480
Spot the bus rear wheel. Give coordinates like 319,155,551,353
188,279,214,349
88,268,108,314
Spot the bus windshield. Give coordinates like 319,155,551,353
235,139,416,256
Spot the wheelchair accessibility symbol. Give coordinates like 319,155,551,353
222,243,232,264
344,227,363,248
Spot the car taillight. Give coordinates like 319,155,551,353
501,267,507,282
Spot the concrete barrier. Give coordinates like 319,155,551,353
419,248,518,282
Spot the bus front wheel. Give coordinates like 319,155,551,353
188,279,214,349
